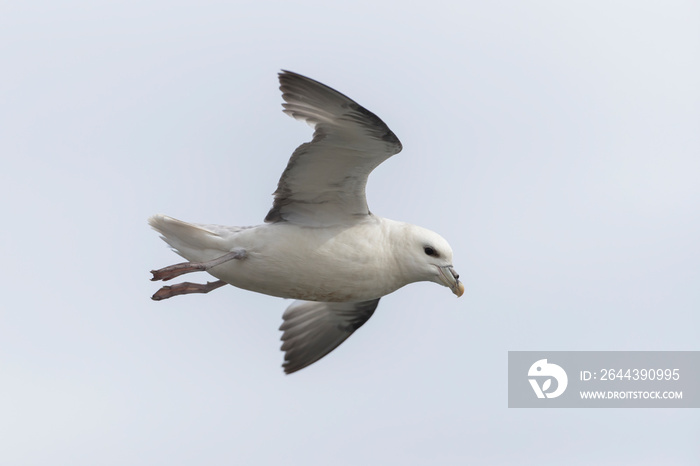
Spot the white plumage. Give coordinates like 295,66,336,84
150,71,463,374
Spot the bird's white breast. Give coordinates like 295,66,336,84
205,219,407,302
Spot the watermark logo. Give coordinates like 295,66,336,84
509,352,699,408
528,359,568,399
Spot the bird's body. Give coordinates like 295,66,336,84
150,70,463,373
151,215,451,303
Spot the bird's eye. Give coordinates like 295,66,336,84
424,246,438,257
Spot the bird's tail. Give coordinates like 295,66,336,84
148,214,228,262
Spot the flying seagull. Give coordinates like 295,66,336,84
149,70,464,374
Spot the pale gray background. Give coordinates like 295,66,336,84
1,1,698,464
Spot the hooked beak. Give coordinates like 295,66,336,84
438,266,465,297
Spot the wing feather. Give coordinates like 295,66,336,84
265,71,402,225
279,298,380,374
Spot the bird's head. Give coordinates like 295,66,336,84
398,224,464,297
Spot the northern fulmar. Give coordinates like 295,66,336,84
149,70,464,374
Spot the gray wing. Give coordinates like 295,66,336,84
265,71,403,225
279,298,380,374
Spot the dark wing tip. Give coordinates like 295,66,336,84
277,69,357,107
276,70,402,152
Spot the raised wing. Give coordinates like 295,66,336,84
279,298,380,374
264,71,402,225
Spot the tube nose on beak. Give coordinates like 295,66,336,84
439,266,464,297
449,267,464,297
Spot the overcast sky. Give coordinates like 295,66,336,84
1,1,699,464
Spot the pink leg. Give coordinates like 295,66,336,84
152,280,227,301
150,249,247,282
